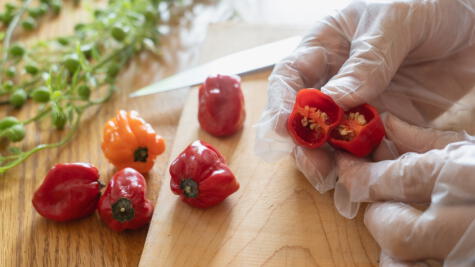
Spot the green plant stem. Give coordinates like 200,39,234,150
80,85,115,109
0,0,192,173
22,106,52,125
1,0,34,66
90,44,134,73
0,86,115,173
0,110,81,174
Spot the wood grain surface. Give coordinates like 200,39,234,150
0,1,329,265
139,71,380,266
0,1,191,266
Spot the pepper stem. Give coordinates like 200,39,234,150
98,180,105,189
180,179,199,198
111,198,135,222
134,147,148,162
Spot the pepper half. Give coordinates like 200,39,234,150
287,89,344,149
101,110,165,174
329,103,385,157
170,140,239,208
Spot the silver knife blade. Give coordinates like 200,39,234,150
129,35,302,97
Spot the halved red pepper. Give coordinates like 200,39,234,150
287,89,344,149
329,104,385,157
170,140,239,208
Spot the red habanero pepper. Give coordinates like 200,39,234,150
98,168,153,232
287,89,344,149
198,74,246,137
329,104,385,157
170,140,239,208
32,163,102,222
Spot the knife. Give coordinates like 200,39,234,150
129,35,302,97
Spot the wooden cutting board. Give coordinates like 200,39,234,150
139,74,380,266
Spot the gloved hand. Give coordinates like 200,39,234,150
255,0,475,193
336,114,475,265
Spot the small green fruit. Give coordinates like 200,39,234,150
9,44,25,57
64,55,80,73
2,124,25,142
0,116,20,130
77,85,91,100
31,87,51,103
9,89,27,108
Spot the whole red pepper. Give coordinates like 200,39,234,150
198,74,246,137
170,140,239,208
98,168,153,231
287,89,344,148
329,103,385,157
32,163,102,222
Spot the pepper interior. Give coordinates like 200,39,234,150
299,105,328,129
292,105,330,143
296,94,341,124
332,106,375,141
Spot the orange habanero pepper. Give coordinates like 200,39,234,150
101,110,165,174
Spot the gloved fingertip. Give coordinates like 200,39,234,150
271,45,330,93
334,181,360,219
379,252,430,267
364,202,385,221
321,85,364,111
384,113,469,153
293,145,338,193
372,137,400,161
364,202,428,262
335,151,364,171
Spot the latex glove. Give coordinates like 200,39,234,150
255,0,475,193
336,114,475,265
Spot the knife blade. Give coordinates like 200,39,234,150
129,35,301,97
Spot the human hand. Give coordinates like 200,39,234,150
255,0,475,192
335,114,475,265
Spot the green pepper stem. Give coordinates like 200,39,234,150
134,147,148,162
111,198,135,222
180,179,199,198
